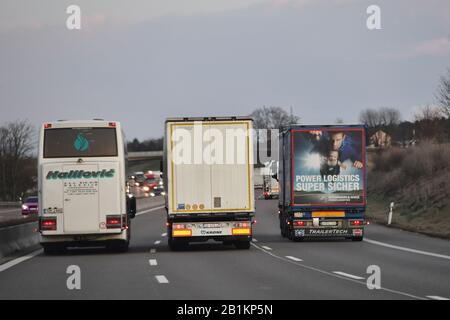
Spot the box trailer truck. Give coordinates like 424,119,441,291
163,117,255,250
38,120,136,254
278,125,366,241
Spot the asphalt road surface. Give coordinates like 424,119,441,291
0,196,449,300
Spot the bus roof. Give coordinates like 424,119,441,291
42,120,120,129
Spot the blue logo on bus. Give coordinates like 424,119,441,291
74,133,89,151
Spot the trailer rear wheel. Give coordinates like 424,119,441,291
234,241,251,250
281,223,287,237
42,243,66,255
168,237,188,251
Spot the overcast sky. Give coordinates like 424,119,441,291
1,0,449,140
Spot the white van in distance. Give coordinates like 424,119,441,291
38,120,136,254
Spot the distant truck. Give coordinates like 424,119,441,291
278,125,366,241
38,120,136,254
163,117,255,250
262,160,279,199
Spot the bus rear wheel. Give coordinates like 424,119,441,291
107,240,129,253
42,243,66,255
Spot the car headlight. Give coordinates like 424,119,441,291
150,193,155,197
143,186,150,192
135,182,140,187
161,192,166,196
22,205,28,210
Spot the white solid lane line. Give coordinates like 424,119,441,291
285,256,303,262
0,204,164,271
136,205,165,216
0,249,42,273
155,275,169,284
364,238,450,260
149,259,158,266
332,271,365,280
250,243,425,300
427,295,449,300
154,240,161,245
261,246,272,250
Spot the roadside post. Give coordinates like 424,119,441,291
387,202,394,225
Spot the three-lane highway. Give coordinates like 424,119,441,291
0,196,449,300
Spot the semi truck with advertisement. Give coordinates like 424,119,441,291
278,125,366,241
38,120,136,254
163,117,255,250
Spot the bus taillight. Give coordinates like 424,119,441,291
40,218,57,231
106,215,122,228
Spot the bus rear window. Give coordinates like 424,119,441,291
44,128,118,158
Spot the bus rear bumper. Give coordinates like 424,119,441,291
40,231,127,244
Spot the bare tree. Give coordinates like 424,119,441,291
359,107,401,127
379,107,401,126
359,108,381,128
435,68,450,117
0,120,35,201
250,106,299,129
414,105,442,122
250,106,299,166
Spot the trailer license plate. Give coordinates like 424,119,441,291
320,221,338,226
202,223,223,228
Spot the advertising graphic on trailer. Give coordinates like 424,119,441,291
292,129,365,205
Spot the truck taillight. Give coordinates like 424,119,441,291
173,223,187,229
232,228,251,235
172,229,192,237
235,222,250,228
40,218,57,231
108,122,116,127
44,123,52,129
293,220,306,227
106,215,122,228
350,220,363,226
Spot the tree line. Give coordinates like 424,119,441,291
0,121,36,201
359,68,450,143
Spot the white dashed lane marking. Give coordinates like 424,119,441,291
332,271,365,280
427,295,449,300
155,275,169,284
154,240,161,245
285,256,303,262
149,259,158,266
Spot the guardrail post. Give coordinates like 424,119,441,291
387,202,394,225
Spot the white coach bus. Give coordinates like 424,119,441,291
38,120,136,254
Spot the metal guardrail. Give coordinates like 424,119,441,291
0,202,20,208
